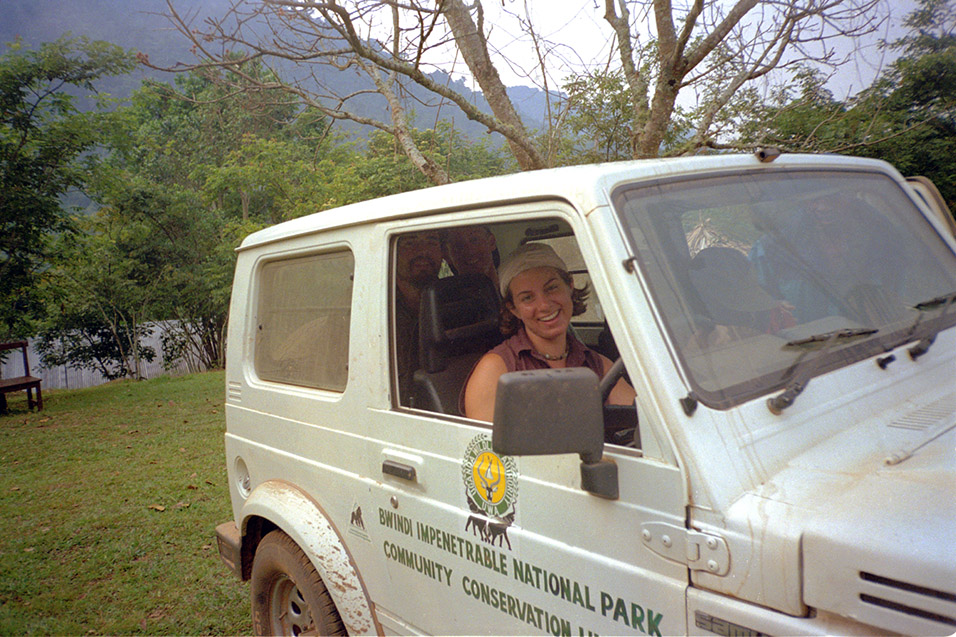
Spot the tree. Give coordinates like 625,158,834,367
156,0,884,184
556,69,697,164
355,122,511,199
742,0,956,210
865,0,956,206
90,62,506,374
558,71,637,164
36,211,158,380
0,36,135,339
90,66,306,371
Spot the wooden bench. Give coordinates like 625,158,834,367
0,341,43,411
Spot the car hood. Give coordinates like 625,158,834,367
773,393,956,635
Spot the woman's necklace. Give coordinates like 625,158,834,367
536,343,569,361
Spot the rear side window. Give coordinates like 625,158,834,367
254,250,354,391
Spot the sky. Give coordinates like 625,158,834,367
2,0,921,107
447,0,919,100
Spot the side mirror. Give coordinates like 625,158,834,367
491,368,618,499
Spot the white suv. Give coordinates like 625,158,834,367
216,152,956,636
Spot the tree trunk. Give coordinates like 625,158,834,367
440,0,545,170
604,0,651,158
639,79,681,158
240,189,250,221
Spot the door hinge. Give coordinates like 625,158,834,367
640,522,729,576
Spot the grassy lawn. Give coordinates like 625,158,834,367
0,371,249,635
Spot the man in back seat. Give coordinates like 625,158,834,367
395,231,443,405
443,226,500,290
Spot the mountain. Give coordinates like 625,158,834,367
0,0,552,141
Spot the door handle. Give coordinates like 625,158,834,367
382,459,417,481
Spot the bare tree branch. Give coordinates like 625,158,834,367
604,0,651,156
153,0,890,174
439,0,544,169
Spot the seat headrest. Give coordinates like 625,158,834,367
419,274,502,373
689,247,778,325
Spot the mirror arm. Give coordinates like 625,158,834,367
580,456,619,500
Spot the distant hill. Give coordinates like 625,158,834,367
0,0,201,93
0,0,552,141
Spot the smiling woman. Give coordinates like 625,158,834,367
507,266,576,348
461,243,635,422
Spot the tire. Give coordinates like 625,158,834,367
251,530,346,637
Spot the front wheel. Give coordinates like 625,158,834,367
251,530,346,636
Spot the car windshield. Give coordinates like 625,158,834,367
614,168,956,409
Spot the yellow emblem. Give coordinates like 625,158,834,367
462,435,517,517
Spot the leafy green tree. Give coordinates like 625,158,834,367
36,211,158,380
200,134,340,224
91,63,333,370
555,70,695,164
743,0,956,210
557,72,635,164
0,36,134,339
356,122,512,201
738,67,854,152
856,0,956,207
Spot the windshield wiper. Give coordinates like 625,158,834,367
783,327,879,348
913,291,956,312
906,291,956,360
767,327,879,414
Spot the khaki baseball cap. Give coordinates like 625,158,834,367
498,243,569,298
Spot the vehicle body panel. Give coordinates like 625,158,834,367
222,153,956,635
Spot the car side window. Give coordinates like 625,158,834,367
254,250,354,391
390,219,639,445
392,226,501,412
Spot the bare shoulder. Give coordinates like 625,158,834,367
473,351,508,377
463,352,508,422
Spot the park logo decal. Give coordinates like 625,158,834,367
461,434,518,549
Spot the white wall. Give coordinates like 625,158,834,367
0,322,202,391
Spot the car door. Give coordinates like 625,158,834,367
358,206,689,635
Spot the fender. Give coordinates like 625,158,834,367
241,479,380,636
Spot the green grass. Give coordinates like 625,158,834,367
0,371,249,635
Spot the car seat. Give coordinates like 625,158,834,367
689,246,780,328
411,274,503,414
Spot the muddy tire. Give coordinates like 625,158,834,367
251,530,346,636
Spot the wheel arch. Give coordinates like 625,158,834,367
238,479,380,636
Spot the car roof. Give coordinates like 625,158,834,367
238,153,892,252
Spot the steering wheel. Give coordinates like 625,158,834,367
600,357,626,403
